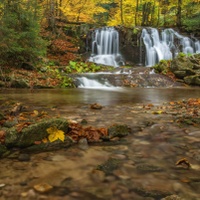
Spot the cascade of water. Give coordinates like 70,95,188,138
88,27,124,67
141,28,200,67
76,76,113,89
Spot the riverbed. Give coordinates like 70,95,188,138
0,88,200,200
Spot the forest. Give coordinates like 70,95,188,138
0,0,200,67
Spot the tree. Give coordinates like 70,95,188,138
0,0,46,67
176,0,182,27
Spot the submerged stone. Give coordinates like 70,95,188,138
96,158,121,175
0,144,8,157
108,124,131,139
132,187,172,199
136,164,163,172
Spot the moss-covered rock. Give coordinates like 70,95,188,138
108,124,131,138
23,136,73,153
184,75,200,86
10,79,29,88
5,127,19,147
169,54,200,85
0,144,8,157
132,187,172,199
96,158,121,175
5,118,69,148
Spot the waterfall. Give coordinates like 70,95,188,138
141,28,200,67
88,27,124,67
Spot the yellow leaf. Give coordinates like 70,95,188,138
46,126,65,142
152,110,164,114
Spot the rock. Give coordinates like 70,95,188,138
0,144,7,157
90,103,103,110
78,138,89,150
23,136,73,153
4,127,18,147
161,194,185,200
0,112,5,121
132,187,172,199
5,118,69,148
33,183,53,193
108,124,131,138
184,75,200,86
170,54,200,86
10,79,29,88
96,158,121,175
136,164,163,172
18,153,31,161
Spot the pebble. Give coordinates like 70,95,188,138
78,138,89,150
18,153,31,161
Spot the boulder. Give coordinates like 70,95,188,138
5,118,69,148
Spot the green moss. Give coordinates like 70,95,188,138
153,60,171,74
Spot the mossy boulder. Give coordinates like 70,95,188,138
108,124,131,138
5,118,69,148
184,75,200,86
10,78,29,88
0,144,8,157
169,54,200,85
96,158,121,175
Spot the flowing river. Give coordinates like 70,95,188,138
0,87,200,200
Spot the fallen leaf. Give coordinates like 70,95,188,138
46,126,65,142
152,110,164,114
33,183,53,193
176,158,191,168
90,103,103,110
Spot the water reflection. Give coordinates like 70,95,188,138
0,87,199,106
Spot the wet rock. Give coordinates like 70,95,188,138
21,189,36,198
96,158,121,175
90,103,103,110
90,169,105,182
0,144,7,157
69,190,105,200
136,164,163,172
5,118,69,148
132,187,172,199
184,75,200,86
18,153,31,161
10,79,29,88
0,112,5,121
23,136,73,153
108,124,131,139
170,54,200,86
50,186,70,196
161,194,185,200
78,138,89,150
80,119,88,125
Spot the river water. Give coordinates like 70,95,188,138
1,87,200,106
1,87,200,200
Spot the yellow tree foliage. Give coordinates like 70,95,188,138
38,0,199,28
60,0,111,23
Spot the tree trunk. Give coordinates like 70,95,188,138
135,0,139,26
176,0,182,27
120,0,124,24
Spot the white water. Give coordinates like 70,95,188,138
77,77,114,89
88,27,124,67
141,28,200,67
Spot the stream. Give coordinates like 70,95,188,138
0,87,200,200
